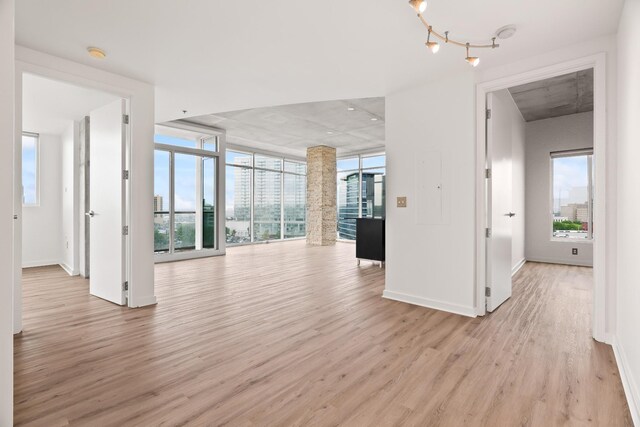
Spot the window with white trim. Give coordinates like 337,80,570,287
22,133,39,206
551,149,594,240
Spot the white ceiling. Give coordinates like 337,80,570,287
180,98,384,158
22,73,118,135
15,1,624,124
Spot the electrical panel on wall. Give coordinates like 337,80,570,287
415,150,450,225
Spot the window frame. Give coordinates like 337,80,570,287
224,146,307,246
550,148,594,241
336,152,386,241
153,123,226,262
22,132,40,207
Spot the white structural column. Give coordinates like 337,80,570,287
306,146,337,246
0,0,15,424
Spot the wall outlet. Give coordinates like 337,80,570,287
572,248,578,255
397,196,407,208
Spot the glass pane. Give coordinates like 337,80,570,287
362,155,386,169
226,165,252,244
174,153,198,251
154,133,197,149
202,157,216,249
552,155,591,239
255,154,282,171
254,169,281,241
337,171,359,240
284,174,306,239
154,150,171,253
337,157,359,172
22,134,38,205
361,168,386,218
284,161,306,175
226,150,252,167
202,136,218,152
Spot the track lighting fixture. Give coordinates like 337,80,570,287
408,1,510,66
408,0,427,13
426,26,439,53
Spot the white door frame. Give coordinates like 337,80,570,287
13,49,155,333
474,53,608,343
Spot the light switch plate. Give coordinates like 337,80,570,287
397,196,407,208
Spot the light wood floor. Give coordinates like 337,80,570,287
15,241,631,426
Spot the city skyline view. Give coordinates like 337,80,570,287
552,154,590,213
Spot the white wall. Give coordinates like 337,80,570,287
615,0,640,422
22,133,63,267
492,89,526,273
525,112,594,266
61,121,79,274
383,71,477,317
1,0,14,423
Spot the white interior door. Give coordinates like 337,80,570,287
486,92,513,312
89,99,127,305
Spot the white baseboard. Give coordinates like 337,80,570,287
59,262,79,276
512,258,526,276
22,259,60,268
612,336,640,426
382,290,476,318
129,295,157,308
525,256,593,268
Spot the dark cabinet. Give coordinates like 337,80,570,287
356,218,385,266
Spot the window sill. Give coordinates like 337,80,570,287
550,238,593,244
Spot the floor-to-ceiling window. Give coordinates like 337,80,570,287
337,153,386,240
225,149,306,245
154,125,224,260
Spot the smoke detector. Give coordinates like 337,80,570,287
495,25,517,40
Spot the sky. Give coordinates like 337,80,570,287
154,134,215,212
553,154,590,211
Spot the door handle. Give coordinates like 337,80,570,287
506,212,516,217
85,210,95,217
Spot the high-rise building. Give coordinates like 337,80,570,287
337,171,385,240
154,195,163,212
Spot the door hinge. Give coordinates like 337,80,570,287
485,287,491,297
485,168,492,179
122,114,130,125
123,170,129,180
123,281,129,291
122,225,129,236
486,109,492,119
485,228,491,238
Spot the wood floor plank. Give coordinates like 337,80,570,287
14,241,632,426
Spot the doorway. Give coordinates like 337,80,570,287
476,55,607,342
18,72,131,314
153,123,226,262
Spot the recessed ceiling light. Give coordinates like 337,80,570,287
370,117,378,121
87,47,106,59
347,107,355,111
327,131,334,135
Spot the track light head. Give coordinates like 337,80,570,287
465,56,480,67
426,41,440,53
465,43,479,67
408,0,427,13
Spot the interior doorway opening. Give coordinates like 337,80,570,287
477,58,605,342
19,72,132,312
